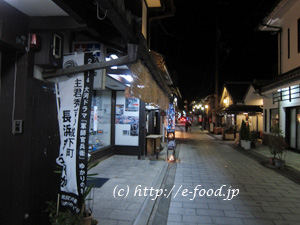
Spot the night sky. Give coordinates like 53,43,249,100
149,0,280,103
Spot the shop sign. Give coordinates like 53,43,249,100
167,129,176,150
56,53,94,213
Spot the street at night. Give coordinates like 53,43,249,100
1,1,300,224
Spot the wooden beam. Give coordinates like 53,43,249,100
43,43,138,79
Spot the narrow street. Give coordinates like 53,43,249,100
166,127,300,225
88,126,300,225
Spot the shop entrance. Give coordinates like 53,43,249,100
287,107,300,151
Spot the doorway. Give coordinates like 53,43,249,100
287,107,300,151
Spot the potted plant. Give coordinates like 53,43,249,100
268,126,287,168
243,123,251,149
46,201,82,225
240,120,251,149
77,159,100,225
47,159,99,225
239,120,247,148
46,199,98,225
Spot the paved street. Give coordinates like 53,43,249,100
88,126,300,225
167,127,300,225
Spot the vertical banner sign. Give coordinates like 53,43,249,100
167,104,176,150
56,53,94,213
166,104,175,130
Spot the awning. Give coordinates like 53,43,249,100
221,105,263,113
260,66,300,93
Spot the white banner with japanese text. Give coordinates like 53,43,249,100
56,53,94,213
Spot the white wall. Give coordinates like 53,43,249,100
220,87,233,108
279,1,300,74
262,96,278,134
244,86,263,105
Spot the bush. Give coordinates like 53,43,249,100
240,120,246,140
240,120,250,141
268,126,287,160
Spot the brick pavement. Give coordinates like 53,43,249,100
167,128,300,225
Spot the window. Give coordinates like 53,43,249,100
288,28,290,59
270,108,279,132
264,109,267,132
53,34,62,58
88,90,112,151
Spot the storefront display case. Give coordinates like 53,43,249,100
88,90,112,152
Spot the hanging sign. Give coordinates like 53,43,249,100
56,53,94,213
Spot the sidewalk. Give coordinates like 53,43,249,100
252,145,300,171
208,130,300,181
88,155,168,225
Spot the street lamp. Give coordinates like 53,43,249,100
204,105,209,130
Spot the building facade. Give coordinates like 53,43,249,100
0,0,179,224
258,0,300,151
219,82,263,139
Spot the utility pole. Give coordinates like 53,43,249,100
215,27,219,113
213,23,220,127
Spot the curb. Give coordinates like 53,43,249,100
133,161,168,225
147,143,181,225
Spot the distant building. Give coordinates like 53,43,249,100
219,82,263,139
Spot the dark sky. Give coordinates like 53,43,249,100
149,0,280,102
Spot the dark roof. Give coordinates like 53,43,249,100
223,105,263,113
224,82,251,103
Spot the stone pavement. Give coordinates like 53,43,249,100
88,155,168,225
167,128,300,225
87,125,300,225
